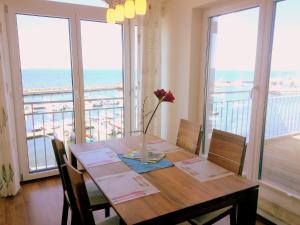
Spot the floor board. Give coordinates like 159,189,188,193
0,176,265,225
262,133,300,196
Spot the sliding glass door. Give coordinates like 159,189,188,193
204,8,259,153
260,0,300,197
202,1,300,222
7,1,132,180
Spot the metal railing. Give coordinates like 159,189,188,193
84,97,124,142
265,95,300,139
24,88,300,173
24,95,124,172
210,92,300,139
210,98,251,138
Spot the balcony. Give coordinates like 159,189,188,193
210,92,300,139
262,133,300,196
210,91,300,196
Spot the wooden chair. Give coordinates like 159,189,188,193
176,119,202,155
63,156,120,225
51,138,110,225
189,129,247,225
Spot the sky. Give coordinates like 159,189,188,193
213,7,259,72
211,0,300,72
17,13,123,70
16,0,300,73
271,0,300,72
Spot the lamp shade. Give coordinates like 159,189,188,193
106,8,116,24
125,0,135,19
115,4,125,22
135,0,147,15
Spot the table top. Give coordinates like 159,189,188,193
70,135,258,225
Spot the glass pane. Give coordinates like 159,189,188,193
204,8,259,153
260,0,300,197
17,15,75,173
81,21,124,142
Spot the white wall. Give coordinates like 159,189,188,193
161,0,219,142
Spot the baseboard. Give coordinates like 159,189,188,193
20,174,60,184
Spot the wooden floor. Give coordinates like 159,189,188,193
0,176,265,225
262,133,300,196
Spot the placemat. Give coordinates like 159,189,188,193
118,154,174,173
77,148,121,168
175,158,234,182
95,171,159,204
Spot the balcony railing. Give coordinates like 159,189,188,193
24,94,124,173
84,97,124,141
265,95,300,138
24,88,300,173
210,92,300,139
210,98,251,138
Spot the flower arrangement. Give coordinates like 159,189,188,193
142,89,175,134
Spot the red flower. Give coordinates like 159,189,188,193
163,91,175,103
154,89,167,100
144,89,175,134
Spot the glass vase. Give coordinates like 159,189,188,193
140,133,148,163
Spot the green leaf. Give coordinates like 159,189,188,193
9,164,14,183
2,165,7,184
0,179,3,191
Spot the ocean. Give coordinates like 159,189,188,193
22,69,123,89
22,69,123,103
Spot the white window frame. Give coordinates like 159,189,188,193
199,0,276,181
5,0,134,180
199,0,300,222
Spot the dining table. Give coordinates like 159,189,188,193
69,135,259,225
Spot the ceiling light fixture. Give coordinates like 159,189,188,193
106,0,147,24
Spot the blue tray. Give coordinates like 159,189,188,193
118,154,174,173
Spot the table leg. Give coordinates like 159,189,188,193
120,219,127,225
236,188,258,225
70,151,77,168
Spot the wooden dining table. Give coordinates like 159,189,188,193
69,135,259,225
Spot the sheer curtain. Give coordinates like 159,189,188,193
0,2,20,197
138,0,163,136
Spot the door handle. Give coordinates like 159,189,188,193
250,86,258,99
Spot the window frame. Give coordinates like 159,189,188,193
199,0,277,181
6,0,136,180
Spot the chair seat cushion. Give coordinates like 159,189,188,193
85,180,109,206
190,206,232,224
96,216,120,225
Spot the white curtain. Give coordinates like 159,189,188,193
0,1,20,197
138,0,162,136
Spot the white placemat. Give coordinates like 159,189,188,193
95,171,159,204
77,147,121,168
175,158,234,182
147,140,181,153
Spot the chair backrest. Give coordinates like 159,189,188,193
208,129,246,175
176,119,202,155
63,156,95,225
51,138,68,190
